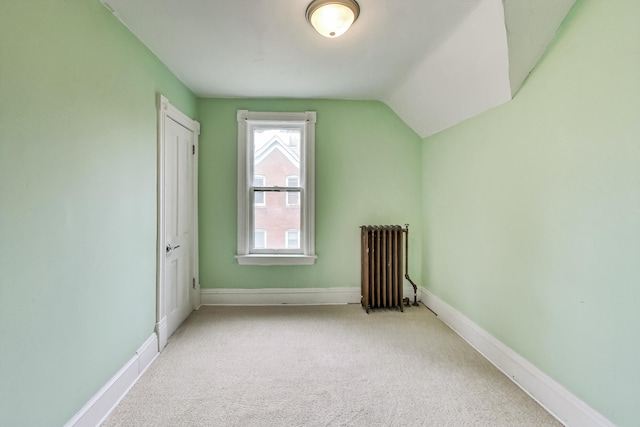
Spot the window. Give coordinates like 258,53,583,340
286,176,299,206
254,176,266,206
236,110,317,265
285,229,300,249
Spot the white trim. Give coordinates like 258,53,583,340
238,110,317,123
235,254,317,266
201,287,360,305
419,287,614,427
65,334,158,427
155,316,168,351
157,94,200,350
191,114,201,311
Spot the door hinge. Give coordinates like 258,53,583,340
192,278,196,289
192,145,195,155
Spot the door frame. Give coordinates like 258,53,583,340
156,94,200,351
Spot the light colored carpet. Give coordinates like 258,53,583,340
103,304,562,427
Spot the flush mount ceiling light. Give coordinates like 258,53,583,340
306,0,360,38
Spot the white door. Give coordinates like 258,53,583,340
157,95,199,351
164,116,195,339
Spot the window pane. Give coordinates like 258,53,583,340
253,192,300,250
286,176,300,206
286,190,299,206
254,230,266,249
254,190,266,207
253,128,301,187
286,230,300,249
253,176,265,205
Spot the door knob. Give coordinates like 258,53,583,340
166,244,181,254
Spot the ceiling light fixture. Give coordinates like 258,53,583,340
306,0,360,38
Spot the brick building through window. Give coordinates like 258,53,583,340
253,132,300,250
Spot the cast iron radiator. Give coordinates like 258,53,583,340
360,225,405,313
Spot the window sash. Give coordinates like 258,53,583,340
252,187,301,193
250,188,303,254
247,120,305,255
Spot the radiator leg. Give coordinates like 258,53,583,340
404,224,421,307
405,273,420,307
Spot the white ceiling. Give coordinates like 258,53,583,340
102,0,575,137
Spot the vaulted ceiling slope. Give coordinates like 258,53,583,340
102,0,575,138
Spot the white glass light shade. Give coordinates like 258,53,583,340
306,0,360,38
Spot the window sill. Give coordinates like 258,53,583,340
235,254,317,266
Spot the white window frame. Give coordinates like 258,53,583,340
236,110,317,266
285,175,300,206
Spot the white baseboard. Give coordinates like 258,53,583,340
65,334,159,427
200,287,362,305
419,287,614,427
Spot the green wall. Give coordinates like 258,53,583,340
420,1,640,425
0,1,196,425
198,98,422,290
